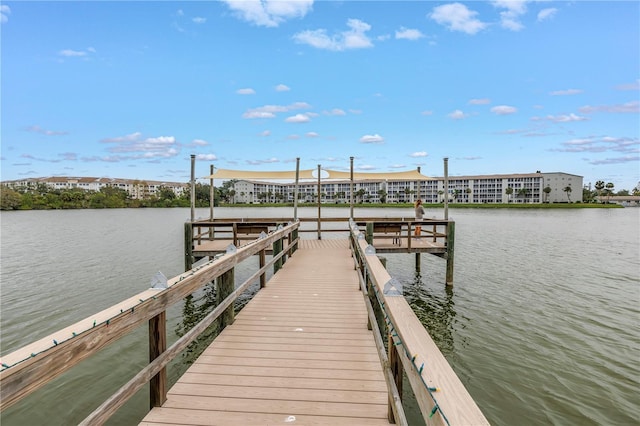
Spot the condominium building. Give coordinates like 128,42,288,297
233,172,583,204
1,177,189,199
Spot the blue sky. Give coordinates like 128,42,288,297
2,1,639,190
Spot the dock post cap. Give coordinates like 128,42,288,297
383,277,403,296
365,245,376,255
277,224,284,230
226,244,237,254
150,271,168,290
357,232,365,240
259,231,268,239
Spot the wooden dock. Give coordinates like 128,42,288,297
141,239,390,425
1,221,487,425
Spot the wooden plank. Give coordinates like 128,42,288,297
195,354,381,371
186,364,383,381
200,348,381,363
141,408,391,426
162,394,387,419
177,372,388,392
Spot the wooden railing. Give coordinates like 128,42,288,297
0,222,300,424
349,221,488,426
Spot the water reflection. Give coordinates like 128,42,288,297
403,271,457,356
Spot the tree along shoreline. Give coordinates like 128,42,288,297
0,183,625,211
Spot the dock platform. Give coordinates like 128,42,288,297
140,239,390,425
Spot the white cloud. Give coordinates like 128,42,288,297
324,108,346,116
537,8,558,22
410,151,428,158
222,0,313,28
259,130,271,137
100,132,180,159
197,154,217,161
615,80,640,91
421,110,433,116
579,101,640,114
357,164,376,170
550,89,583,96
275,84,290,92
236,88,256,95
448,109,468,120
293,19,373,51
491,105,517,115
430,3,487,35
306,132,319,138
242,102,311,119
469,98,491,105
285,113,311,123
492,0,528,31
59,49,88,57
395,27,424,40
25,125,69,136
1,5,10,24
191,139,209,146
177,9,184,16
532,113,589,122
192,17,206,24
360,134,384,144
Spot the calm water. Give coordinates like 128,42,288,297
1,207,638,425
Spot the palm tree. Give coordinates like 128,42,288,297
377,189,387,203
505,186,513,203
563,186,572,202
605,182,614,203
355,189,366,204
517,187,529,203
543,186,551,203
465,187,472,202
453,189,461,203
594,180,605,202
437,190,445,203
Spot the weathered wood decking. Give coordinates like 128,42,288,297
141,239,391,425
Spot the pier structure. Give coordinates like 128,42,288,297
0,219,486,425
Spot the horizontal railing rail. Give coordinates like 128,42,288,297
0,222,300,424
349,221,488,426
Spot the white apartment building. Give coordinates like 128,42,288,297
232,172,583,204
2,177,189,199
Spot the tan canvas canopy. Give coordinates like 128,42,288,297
205,168,430,181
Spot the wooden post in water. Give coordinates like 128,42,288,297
149,311,167,408
366,222,374,245
184,222,193,271
444,157,449,220
190,154,195,223
294,157,300,221
415,252,421,273
317,164,322,240
209,165,214,240
219,269,235,327
350,156,354,220
446,221,455,285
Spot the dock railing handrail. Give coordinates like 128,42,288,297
349,221,489,426
0,222,300,424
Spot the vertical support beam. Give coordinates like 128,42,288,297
219,268,235,327
366,222,374,245
317,164,322,240
149,311,167,409
259,249,266,288
209,164,214,239
415,252,421,273
273,237,283,273
446,221,455,286
387,331,404,423
444,157,449,220
294,157,300,221
190,154,195,223
291,228,298,254
350,156,354,220
184,222,193,271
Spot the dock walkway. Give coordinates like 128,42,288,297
140,239,391,425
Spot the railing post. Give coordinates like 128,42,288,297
184,222,193,271
219,268,235,327
446,221,455,286
149,311,167,409
291,228,298,254
387,330,404,423
273,237,283,273
259,249,266,288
